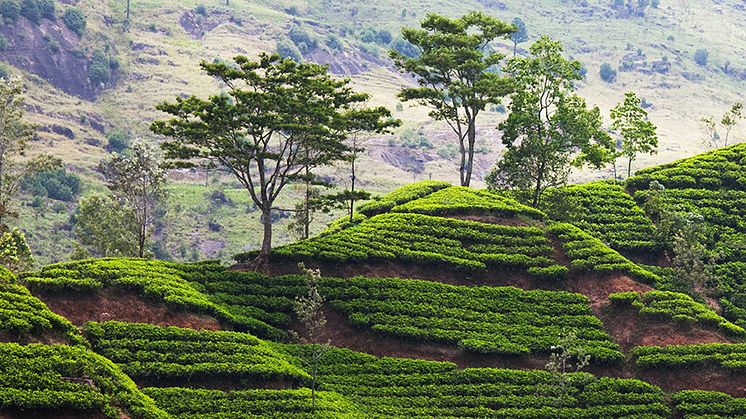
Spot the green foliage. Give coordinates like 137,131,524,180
0,343,169,418
152,53,394,270
21,167,81,202
143,387,363,418
20,258,284,339
357,180,451,216
88,50,112,87
628,143,746,191
633,343,746,370
391,36,418,58
245,213,561,272
600,63,617,82
548,222,661,284
288,25,319,53
36,0,52,19
19,0,39,23
390,186,546,219
493,36,614,206
62,7,86,36
0,0,20,22
276,39,303,62
105,129,130,153
510,17,528,54
611,91,659,177
544,182,659,253
0,281,85,344
673,390,746,417
613,290,744,336
397,127,433,149
391,11,514,186
0,228,33,273
73,195,139,257
279,345,669,418
0,35,6,52
85,321,310,383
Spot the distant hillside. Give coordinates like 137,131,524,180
1,0,745,265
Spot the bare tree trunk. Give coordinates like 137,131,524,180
627,157,633,178
255,207,272,273
464,118,477,187
458,136,467,187
349,153,356,222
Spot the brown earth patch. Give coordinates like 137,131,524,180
621,249,671,267
568,273,654,314
600,305,732,352
633,367,746,397
259,258,543,290
0,330,69,346
33,288,222,331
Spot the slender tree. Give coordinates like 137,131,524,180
610,92,658,178
510,17,528,56
488,36,613,207
701,102,743,149
151,54,392,271
100,140,167,258
390,11,515,187
0,77,59,230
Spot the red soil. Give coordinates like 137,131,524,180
568,273,654,314
33,288,222,330
0,410,107,419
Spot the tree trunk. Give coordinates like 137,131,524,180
513,40,517,57
627,157,633,178
458,137,467,187
254,207,272,273
463,118,477,187
126,0,130,21
349,155,356,222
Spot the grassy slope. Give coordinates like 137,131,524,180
6,0,746,266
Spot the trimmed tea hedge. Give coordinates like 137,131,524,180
357,180,451,217
0,281,86,345
547,182,659,252
391,186,545,219
548,222,660,284
238,213,564,274
609,291,745,336
85,321,310,384
143,387,363,418
633,343,746,370
673,390,746,418
20,258,284,340
0,342,168,418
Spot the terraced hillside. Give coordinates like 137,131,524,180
1,145,746,417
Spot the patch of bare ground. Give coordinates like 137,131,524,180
257,258,544,290
568,273,654,314
633,367,746,398
621,249,671,267
0,331,69,346
0,410,107,419
33,288,222,330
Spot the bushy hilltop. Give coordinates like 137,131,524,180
0,144,745,418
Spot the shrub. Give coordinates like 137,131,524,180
87,50,111,87
600,63,617,83
195,4,206,16
37,0,53,19
288,25,318,53
276,40,302,62
694,48,709,66
391,36,419,58
325,33,342,51
22,167,81,202
106,130,130,152
19,0,41,23
0,34,7,52
62,7,86,36
0,0,20,22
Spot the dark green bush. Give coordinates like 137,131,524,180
62,7,86,36
19,0,39,23
0,0,20,22
22,167,81,202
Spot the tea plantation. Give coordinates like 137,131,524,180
1,144,746,417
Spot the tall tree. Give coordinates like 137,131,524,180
0,77,59,230
151,54,392,271
390,11,515,187
99,140,167,258
510,17,528,56
487,36,613,207
701,102,743,149
74,194,139,257
610,92,658,178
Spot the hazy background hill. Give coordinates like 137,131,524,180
1,0,745,265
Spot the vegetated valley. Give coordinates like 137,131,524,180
0,0,746,418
